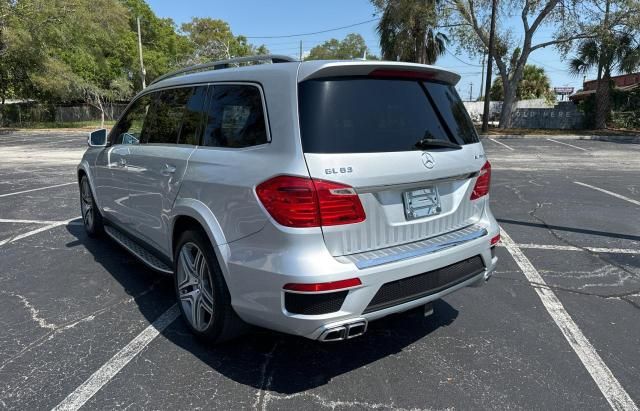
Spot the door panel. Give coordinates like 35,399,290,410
127,145,196,254
93,145,131,226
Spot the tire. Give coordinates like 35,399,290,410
173,228,247,343
79,175,104,237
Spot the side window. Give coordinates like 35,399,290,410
203,85,268,148
111,95,151,145
178,86,207,145
142,87,193,144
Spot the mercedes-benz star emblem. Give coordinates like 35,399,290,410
421,152,435,169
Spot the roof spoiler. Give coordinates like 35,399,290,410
297,61,461,85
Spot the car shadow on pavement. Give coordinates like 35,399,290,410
67,223,459,394
167,298,458,394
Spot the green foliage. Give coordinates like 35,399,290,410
306,34,373,60
489,65,555,104
372,0,446,64
569,32,640,79
0,0,268,112
180,18,268,64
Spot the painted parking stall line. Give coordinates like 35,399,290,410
574,181,640,207
0,182,75,198
0,218,77,225
509,243,640,255
500,228,638,411
52,305,180,411
0,217,81,247
546,138,590,152
486,138,515,151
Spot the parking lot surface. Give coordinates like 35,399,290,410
0,130,638,410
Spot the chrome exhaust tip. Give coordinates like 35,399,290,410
319,319,368,342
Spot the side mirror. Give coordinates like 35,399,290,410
88,129,107,147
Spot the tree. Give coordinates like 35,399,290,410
567,0,640,129
446,0,600,128
181,18,268,65
306,34,373,60
372,0,448,64
29,0,133,127
490,64,555,104
120,0,193,89
0,0,73,104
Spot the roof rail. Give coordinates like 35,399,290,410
150,55,298,85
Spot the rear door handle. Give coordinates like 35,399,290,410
161,164,177,176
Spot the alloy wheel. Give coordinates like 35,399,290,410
177,242,215,331
80,178,94,230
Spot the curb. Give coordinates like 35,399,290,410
480,134,640,143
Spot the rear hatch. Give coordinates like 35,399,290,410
297,63,488,257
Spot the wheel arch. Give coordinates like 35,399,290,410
77,163,101,210
169,199,231,276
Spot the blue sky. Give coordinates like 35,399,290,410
147,0,592,100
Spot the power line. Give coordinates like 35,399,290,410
446,49,482,67
245,17,379,39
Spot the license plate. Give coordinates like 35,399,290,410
403,186,441,220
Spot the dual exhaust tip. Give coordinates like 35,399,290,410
318,320,368,342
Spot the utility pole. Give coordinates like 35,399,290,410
137,16,146,89
469,82,473,101
481,0,498,132
479,52,486,100
299,40,303,61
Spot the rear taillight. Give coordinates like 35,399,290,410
255,176,366,228
470,161,491,200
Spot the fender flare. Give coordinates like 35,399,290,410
169,198,232,277
77,161,102,210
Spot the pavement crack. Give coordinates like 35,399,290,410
493,274,640,304
1,291,57,330
528,201,638,278
504,178,639,281
0,279,163,373
253,340,280,411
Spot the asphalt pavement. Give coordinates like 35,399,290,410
0,130,638,410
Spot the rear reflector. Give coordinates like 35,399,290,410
256,175,366,228
470,161,491,200
490,233,501,245
283,278,362,292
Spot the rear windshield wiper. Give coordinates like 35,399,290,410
414,138,462,150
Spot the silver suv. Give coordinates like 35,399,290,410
78,55,499,343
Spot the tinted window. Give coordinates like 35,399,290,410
298,78,479,154
111,95,151,145
178,86,207,145
203,85,268,148
424,82,478,145
142,88,192,144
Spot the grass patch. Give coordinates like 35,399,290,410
5,120,116,130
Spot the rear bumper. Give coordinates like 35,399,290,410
221,215,498,340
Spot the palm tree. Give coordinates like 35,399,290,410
569,32,640,129
374,0,447,65
490,64,554,103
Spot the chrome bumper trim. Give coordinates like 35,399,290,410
339,225,487,269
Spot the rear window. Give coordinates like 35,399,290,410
298,77,478,153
